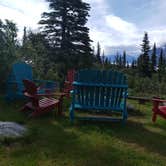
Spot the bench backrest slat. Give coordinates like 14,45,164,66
73,70,127,110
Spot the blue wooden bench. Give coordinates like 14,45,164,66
69,69,128,122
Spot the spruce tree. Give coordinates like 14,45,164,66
158,48,164,81
138,32,151,77
115,52,120,66
131,60,135,69
119,55,122,68
101,50,105,68
122,50,126,68
96,42,101,64
39,0,92,70
151,43,157,72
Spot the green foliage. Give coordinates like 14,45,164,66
151,43,157,72
138,32,151,77
0,19,18,91
158,48,166,82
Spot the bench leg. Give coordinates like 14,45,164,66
122,108,128,123
69,106,74,122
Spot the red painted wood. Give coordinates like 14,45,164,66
21,79,60,117
63,69,75,98
152,98,166,122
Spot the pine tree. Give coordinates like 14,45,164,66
115,52,120,66
22,27,27,45
131,60,135,69
122,50,126,68
138,32,151,77
126,61,129,68
119,55,122,68
151,42,157,72
39,0,92,70
21,27,31,62
158,48,164,81
96,42,101,64
101,50,105,68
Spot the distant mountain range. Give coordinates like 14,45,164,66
107,44,166,63
149,44,166,57
107,54,137,63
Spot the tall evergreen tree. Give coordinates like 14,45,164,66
122,50,126,68
101,50,105,68
39,0,92,70
20,27,32,62
119,55,122,68
138,32,151,77
158,48,165,81
96,42,101,63
115,52,120,66
151,42,157,72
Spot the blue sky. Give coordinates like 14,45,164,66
0,0,166,55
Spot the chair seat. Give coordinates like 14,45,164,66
158,106,166,118
26,97,59,110
74,104,123,112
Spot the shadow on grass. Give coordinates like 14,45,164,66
127,108,146,117
5,119,139,166
12,118,163,166
0,95,165,165
76,119,166,157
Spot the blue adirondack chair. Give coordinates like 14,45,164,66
69,69,128,122
6,62,57,101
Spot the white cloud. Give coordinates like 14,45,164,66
88,12,142,55
0,0,48,38
86,0,166,55
148,28,166,46
105,15,137,35
0,0,166,55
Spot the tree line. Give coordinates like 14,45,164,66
0,0,96,89
0,0,166,96
95,32,166,82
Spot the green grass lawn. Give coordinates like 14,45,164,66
0,98,166,166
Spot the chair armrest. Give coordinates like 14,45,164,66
34,79,55,83
36,92,66,98
64,80,73,83
36,93,56,97
24,92,60,99
7,81,22,84
70,90,74,94
152,99,166,103
151,98,166,112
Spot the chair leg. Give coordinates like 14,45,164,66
152,113,157,122
19,106,27,112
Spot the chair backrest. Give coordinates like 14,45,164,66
66,69,75,83
23,79,39,107
73,69,128,110
13,63,33,82
23,79,37,96
10,63,33,94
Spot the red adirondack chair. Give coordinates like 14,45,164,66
152,98,166,122
63,69,75,98
20,79,60,117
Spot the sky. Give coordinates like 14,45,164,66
0,0,166,56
